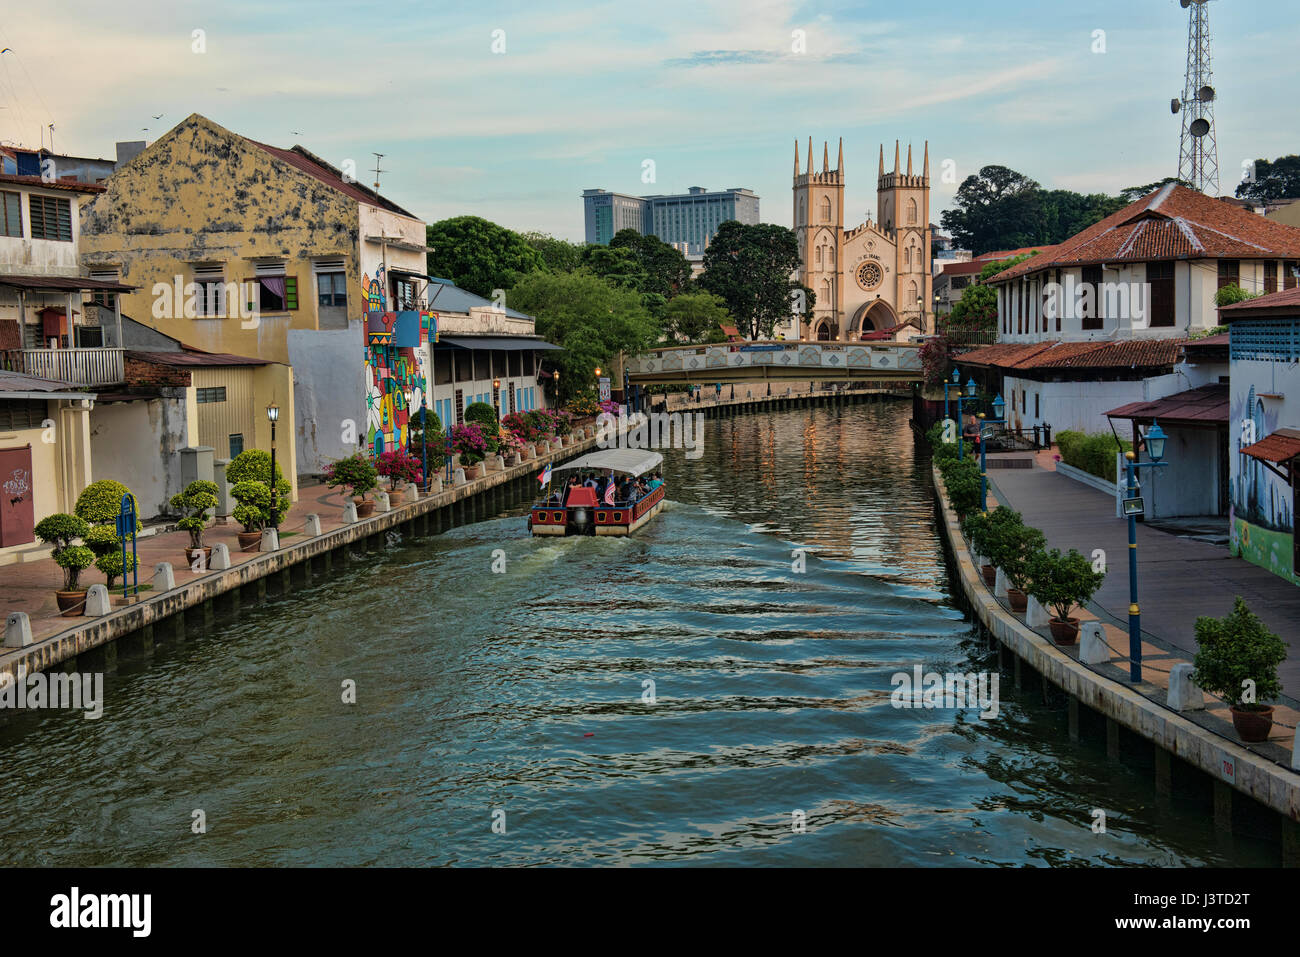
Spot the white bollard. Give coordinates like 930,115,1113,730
342,501,359,524
1025,595,1051,627
374,491,391,513
453,468,466,487
210,542,232,570
1078,621,1110,664
993,567,1010,598
154,562,176,591
1166,662,1205,712
428,476,443,494
491,455,505,472
305,514,323,537
260,528,279,551
4,612,32,648
403,482,420,501
84,584,111,617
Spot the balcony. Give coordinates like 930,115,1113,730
1,347,125,387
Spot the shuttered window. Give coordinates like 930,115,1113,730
29,195,72,242
0,399,47,430
1,191,21,237
1148,261,1175,327
1081,266,1103,330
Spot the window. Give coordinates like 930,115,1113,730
75,325,103,347
1,191,20,237
1217,259,1239,290
907,198,917,224
196,387,227,404
317,271,347,307
392,274,416,310
0,398,46,430
1081,266,1103,330
1147,261,1175,327
1286,261,1299,291
89,269,119,309
256,276,298,312
815,245,822,266
228,434,244,458
1264,261,1277,295
454,389,464,425
29,194,72,242
820,197,831,222
193,265,226,317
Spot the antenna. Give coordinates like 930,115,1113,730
1171,0,1219,194
371,152,385,190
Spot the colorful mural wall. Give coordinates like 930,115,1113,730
362,265,437,456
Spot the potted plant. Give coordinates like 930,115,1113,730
1191,597,1287,743
452,423,488,479
984,514,1044,613
231,481,275,549
961,510,996,585
170,479,219,567
1026,547,1106,644
325,452,379,517
76,479,141,585
496,428,526,466
375,450,423,500
33,513,94,616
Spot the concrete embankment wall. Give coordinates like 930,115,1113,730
932,465,1300,865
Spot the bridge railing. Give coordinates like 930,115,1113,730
626,340,922,379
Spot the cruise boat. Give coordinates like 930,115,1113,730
529,449,666,537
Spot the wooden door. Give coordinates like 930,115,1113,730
0,445,35,547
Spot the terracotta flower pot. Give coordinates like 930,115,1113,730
237,530,262,552
1230,705,1274,743
981,564,996,586
1049,617,1080,644
184,546,213,570
464,464,482,480
354,498,376,518
55,589,86,617
1006,587,1028,612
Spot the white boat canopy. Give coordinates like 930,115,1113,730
551,448,664,477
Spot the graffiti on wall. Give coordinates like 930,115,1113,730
362,264,438,456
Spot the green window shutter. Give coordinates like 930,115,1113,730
285,276,299,310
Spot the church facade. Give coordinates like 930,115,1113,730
793,138,933,342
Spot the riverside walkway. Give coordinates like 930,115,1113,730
984,450,1299,773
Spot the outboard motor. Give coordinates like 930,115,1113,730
568,506,592,535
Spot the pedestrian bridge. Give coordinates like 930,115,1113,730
624,340,923,385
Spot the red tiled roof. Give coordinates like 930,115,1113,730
981,245,1057,260
244,141,416,219
939,247,1057,278
0,173,106,194
958,337,1184,371
1105,383,1227,425
1241,428,1300,464
990,184,1300,283
1183,332,1230,350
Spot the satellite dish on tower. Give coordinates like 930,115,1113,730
1189,118,1211,137
1180,0,1191,7
1198,85,1215,102
1171,98,1182,114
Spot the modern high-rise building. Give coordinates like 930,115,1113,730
581,186,760,255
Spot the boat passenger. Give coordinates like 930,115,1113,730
647,473,663,492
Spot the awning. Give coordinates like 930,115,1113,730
551,449,663,477
0,275,135,293
435,336,562,351
1240,428,1300,464
1105,384,1228,426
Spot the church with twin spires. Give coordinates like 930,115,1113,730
793,138,933,341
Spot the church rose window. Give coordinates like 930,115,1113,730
856,261,883,290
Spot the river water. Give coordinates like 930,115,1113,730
0,402,1271,866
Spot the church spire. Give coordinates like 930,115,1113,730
837,137,843,173
907,143,913,177
794,139,799,176
893,140,900,175
878,144,884,179
807,136,813,175
822,140,829,173
923,140,929,181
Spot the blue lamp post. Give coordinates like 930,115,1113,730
1123,419,1169,683
978,393,1006,511
956,377,977,459
943,367,960,421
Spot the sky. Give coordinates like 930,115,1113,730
1,0,1295,241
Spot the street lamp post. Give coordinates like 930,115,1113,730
955,377,976,459
943,367,960,421
492,377,501,419
265,401,280,529
978,394,1006,511
1123,420,1169,683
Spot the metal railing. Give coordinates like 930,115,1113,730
0,347,125,387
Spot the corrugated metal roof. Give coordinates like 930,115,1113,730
1105,383,1228,424
126,350,270,367
0,173,105,194
428,284,533,320
0,369,96,397
0,274,135,292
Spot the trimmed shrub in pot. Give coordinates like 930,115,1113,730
230,481,276,549
982,511,1043,613
1026,547,1106,644
325,453,379,517
170,479,219,566
452,423,489,478
963,506,1019,585
376,450,423,496
1191,597,1287,743
938,456,982,518
94,549,137,591
33,513,94,615
76,479,141,585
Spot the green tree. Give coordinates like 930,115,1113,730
662,292,732,343
944,253,1035,333
507,270,662,402
698,221,803,339
1236,155,1300,203
940,166,1044,255
609,229,692,299
426,216,544,298
519,230,585,272
580,244,648,291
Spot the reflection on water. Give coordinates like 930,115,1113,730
0,402,1270,866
